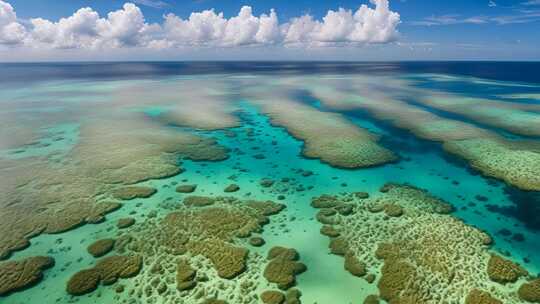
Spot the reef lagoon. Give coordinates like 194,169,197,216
1,62,540,304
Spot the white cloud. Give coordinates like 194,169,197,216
0,0,25,44
0,0,401,49
283,0,400,45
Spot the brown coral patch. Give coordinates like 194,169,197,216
518,279,540,303
66,255,142,296
183,196,216,207
176,259,197,291
190,240,248,279
176,184,197,193
465,289,503,304
260,290,285,304
117,218,136,229
112,186,157,200
329,237,348,256
0,256,54,296
87,238,115,258
378,258,420,303
383,204,403,217
486,254,527,284
344,251,366,277
263,247,306,290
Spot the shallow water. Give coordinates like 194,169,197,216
1,62,540,304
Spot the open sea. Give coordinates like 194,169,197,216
1,62,539,304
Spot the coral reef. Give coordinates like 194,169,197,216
444,138,540,191
224,184,240,193
176,184,197,193
87,239,115,258
518,279,540,303
0,118,229,260
114,196,287,303
176,259,197,291
312,183,529,303
252,98,396,168
307,82,540,191
263,247,307,290
117,218,136,229
486,254,527,284
260,290,285,304
66,255,142,296
419,94,540,137
0,256,54,296
465,289,503,304
112,186,157,200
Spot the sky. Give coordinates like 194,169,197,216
0,0,539,61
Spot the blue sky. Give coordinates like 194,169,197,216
1,0,539,61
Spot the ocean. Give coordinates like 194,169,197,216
1,62,539,304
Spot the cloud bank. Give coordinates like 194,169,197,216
0,0,400,50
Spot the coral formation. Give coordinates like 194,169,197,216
260,290,285,304
0,118,229,260
114,196,287,303
344,251,366,277
465,289,503,304
419,95,540,137
486,254,527,284
183,195,216,207
312,183,529,303
176,184,197,193
112,186,157,200
363,294,380,304
252,97,396,168
518,279,540,303
263,247,307,290
66,255,142,296
87,239,115,258
249,237,265,247
308,82,540,191
117,218,136,229
444,138,540,191
224,184,240,193
176,259,197,291
0,256,54,296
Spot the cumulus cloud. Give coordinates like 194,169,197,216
0,0,26,44
0,0,401,49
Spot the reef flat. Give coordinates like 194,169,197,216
306,82,540,191
251,97,397,168
313,183,533,303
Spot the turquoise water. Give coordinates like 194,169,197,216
1,63,540,304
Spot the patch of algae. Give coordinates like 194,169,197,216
0,256,55,296
107,196,288,303
0,118,229,260
251,97,397,168
312,183,532,303
307,83,540,191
